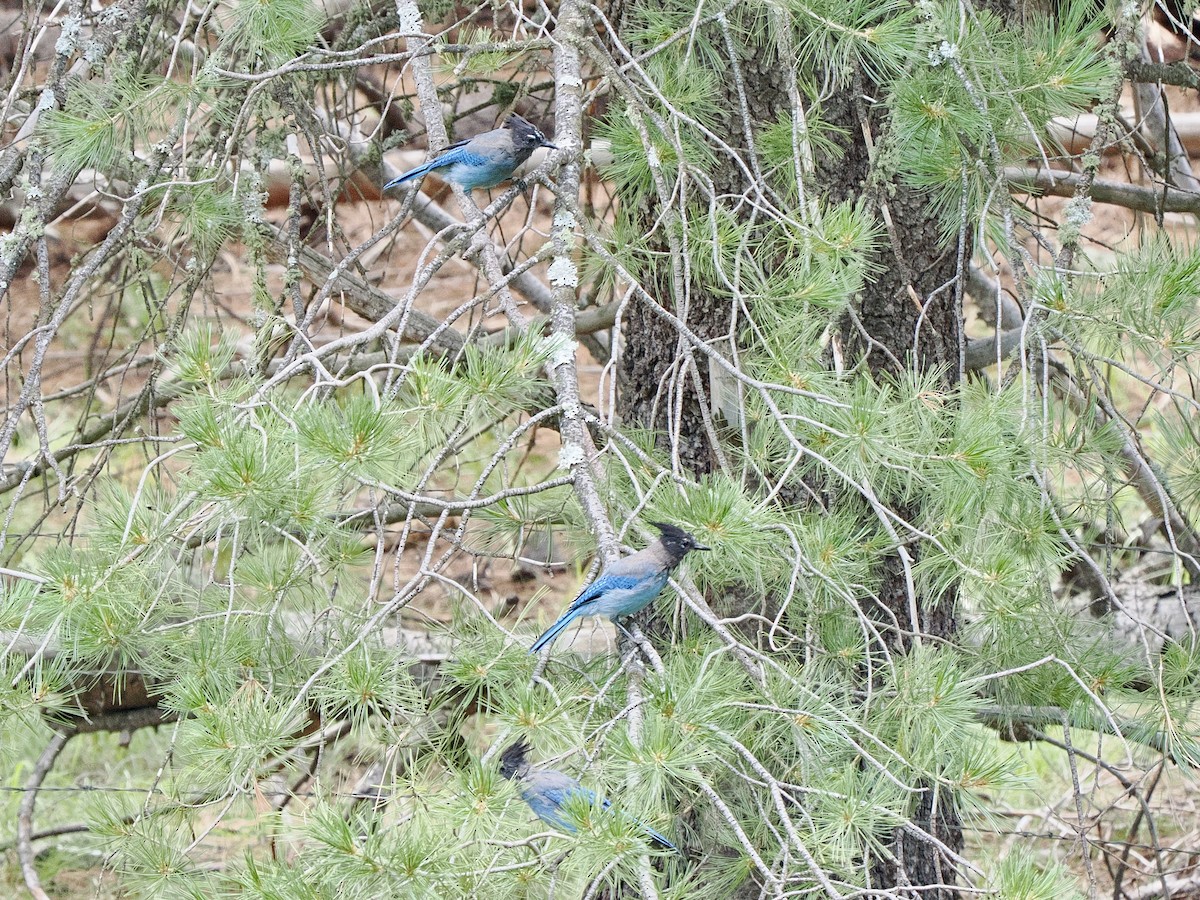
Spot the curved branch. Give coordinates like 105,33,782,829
964,327,1024,372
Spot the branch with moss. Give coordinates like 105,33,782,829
978,704,1199,767
1127,58,1200,91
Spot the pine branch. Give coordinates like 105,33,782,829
979,704,1198,766
0,119,184,479
0,0,151,295
546,0,621,562
965,264,1023,330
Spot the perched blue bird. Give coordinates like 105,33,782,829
530,522,709,654
383,113,557,192
499,739,678,853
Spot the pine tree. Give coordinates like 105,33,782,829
1,0,1198,897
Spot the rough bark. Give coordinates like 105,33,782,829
613,18,790,476
814,55,966,900
604,3,969,895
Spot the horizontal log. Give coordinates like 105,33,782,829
1050,110,1200,155
1003,165,1200,215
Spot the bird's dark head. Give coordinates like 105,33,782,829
499,739,531,781
650,522,711,562
504,114,557,152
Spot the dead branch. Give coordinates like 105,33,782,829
1004,165,1200,216
1127,58,1200,91
1080,577,1200,658
1049,359,1200,581
263,223,467,354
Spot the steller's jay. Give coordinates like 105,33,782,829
383,113,557,193
499,739,679,853
530,522,709,654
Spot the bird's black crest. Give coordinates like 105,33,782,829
504,114,556,152
650,522,710,561
499,739,531,780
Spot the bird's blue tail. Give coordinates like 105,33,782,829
383,157,448,190
644,824,680,854
529,610,579,654
608,799,679,854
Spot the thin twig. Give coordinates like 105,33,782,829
17,730,73,900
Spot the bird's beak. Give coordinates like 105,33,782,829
694,543,711,552
541,138,559,150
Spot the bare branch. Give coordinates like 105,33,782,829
17,731,71,900
1004,165,1200,216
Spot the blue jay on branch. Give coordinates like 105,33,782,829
383,114,557,193
499,740,679,853
530,522,709,654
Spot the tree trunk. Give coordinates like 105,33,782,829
813,52,967,900
613,16,791,477
604,3,967,895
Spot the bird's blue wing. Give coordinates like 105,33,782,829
602,794,678,853
565,574,643,614
383,145,490,188
530,570,666,652
544,783,592,807
428,146,490,169
526,783,590,832
528,781,678,852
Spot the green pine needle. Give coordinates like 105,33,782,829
222,0,325,69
